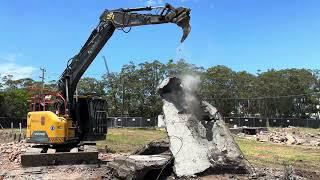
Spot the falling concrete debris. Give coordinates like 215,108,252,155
158,76,250,177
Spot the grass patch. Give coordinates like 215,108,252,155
236,137,320,170
96,128,167,153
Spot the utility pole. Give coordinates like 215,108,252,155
121,74,125,120
102,55,110,76
40,67,46,94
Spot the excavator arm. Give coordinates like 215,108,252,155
101,3,191,42
58,3,191,114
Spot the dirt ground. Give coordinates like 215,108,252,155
0,140,118,179
0,128,319,179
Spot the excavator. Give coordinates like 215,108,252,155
22,3,191,167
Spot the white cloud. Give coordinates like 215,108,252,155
0,63,35,80
0,53,23,62
0,53,35,80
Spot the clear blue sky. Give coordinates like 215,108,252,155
0,0,319,81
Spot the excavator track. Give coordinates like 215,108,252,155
21,144,98,167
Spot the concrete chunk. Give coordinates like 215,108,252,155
84,145,98,152
47,148,56,154
285,134,296,145
25,147,43,154
158,77,250,177
70,148,79,153
108,154,172,180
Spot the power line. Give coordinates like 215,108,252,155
0,70,107,77
205,92,320,100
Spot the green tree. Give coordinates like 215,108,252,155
202,65,236,116
0,89,29,117
256,68,317,118
77,77,105,95
136,60,167,118
102,72,122,116
233,71,258,117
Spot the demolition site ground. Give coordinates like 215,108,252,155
0,127,320,179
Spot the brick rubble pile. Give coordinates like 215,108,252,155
0,140,33,165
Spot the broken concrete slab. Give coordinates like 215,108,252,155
108,154,172,180
70,148,79,153
285,134,296,145
158,76,250,177
296,138,306,145
84,145,98,152
310,140,320,146
25,147,43,154
23,167,44,174
47,148,56,154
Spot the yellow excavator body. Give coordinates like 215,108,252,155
26,111,77,144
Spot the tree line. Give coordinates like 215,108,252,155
1,59,320,119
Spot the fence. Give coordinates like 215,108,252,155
107,117,157,128
0,117,27,128
0,116,158,129
2,116,319,129
224,117,320,128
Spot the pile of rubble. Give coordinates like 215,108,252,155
0,140,32,165
267,131,320,146
240,127,320,146
98,152,123,162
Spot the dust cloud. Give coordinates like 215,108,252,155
180,74,201,114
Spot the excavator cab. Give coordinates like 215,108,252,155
26,93,78,145
27,93,108,145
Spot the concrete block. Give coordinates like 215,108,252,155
108,154,172,180
84,145,97,152
158,77,250,177
70,148,78,153
25,147,43,154
47,148,56,154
